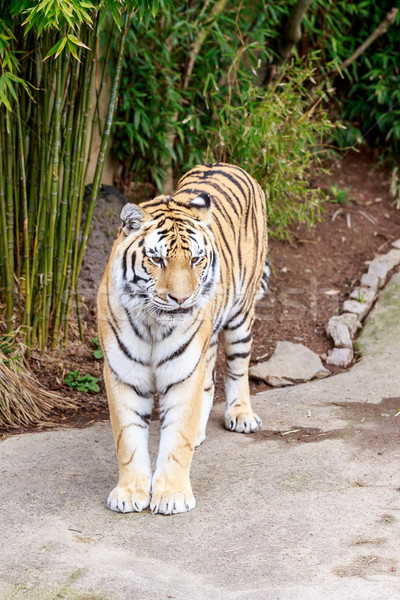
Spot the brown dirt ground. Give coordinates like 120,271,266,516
2,150,400,437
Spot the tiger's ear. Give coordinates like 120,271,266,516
120,203,150,235
189,192,212,223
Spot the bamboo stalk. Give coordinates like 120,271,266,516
16,103,32,349
61,40,96,344
4,115,14,290
51,55,80,348
42,60,63,346
0,116,13,330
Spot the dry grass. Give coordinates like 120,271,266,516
0,347,77,429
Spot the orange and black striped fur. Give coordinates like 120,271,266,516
97,163,269,514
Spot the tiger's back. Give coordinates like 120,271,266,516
98,163,268,515
172,163,268,326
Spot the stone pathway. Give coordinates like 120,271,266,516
1,273,400,600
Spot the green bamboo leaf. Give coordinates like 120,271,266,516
44,36,67,60
67,34,91,50
0,90,12,111
110,2,122,29
4,76,18,103
67,38,80,61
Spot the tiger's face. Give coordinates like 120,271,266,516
113,194,220,318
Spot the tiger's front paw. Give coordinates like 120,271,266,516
107,484,150,513
224,409,262,433
150,478,196,515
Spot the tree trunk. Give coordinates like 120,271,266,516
278,0,312,65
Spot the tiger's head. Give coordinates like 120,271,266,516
112,193,220,318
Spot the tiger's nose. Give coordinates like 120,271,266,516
168,294,190,305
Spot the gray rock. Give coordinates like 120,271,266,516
349,287,376,305
392,239,400,250
368,257,389,288
360,272,379,293
326,320,352,349
382,248,400,270
249,341,330,387
342,299,371,321
328,313,361,338
326,347,354,368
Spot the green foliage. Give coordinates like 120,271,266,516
205,62,336,237
92,337,104,360
114,0,400,224
64,370,100,393
327,185,351,205
0,332,22,365
113,1,286,189
113,2,336,237
303,1,400,155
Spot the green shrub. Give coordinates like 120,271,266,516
113,2,336,237
112,1,287,188
205,62,336,237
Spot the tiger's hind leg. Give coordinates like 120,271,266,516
222,310,262,433
195,337,218,447
257,256,270,301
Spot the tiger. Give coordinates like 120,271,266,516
97,162,269,515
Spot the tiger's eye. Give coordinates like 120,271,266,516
151,256,164,267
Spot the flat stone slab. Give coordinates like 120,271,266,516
250,341,330,387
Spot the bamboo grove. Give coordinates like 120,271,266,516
0,0,166,353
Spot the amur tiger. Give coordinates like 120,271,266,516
97,163,269,515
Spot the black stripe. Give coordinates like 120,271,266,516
159,403,177,423
123,305,147,341
132,410,151,426
224,311,248,331
106,360,153,399
122,238,137,280
212,211,235,266
225,305,244,326
156,321,202,367
160,355,202,396
212,311,226,336
108,319,149,366
231,333,252,345
160,326,175,340
226,351,250,361
226,371,246,380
